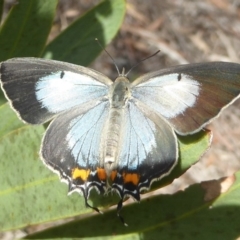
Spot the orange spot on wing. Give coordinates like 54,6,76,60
72,168,90,181
123,172,140,185
97,168,107,181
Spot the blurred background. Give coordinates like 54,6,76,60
1,0,240,239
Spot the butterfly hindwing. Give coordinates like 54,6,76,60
131,62,240,134
112,101,178,200
41,100,110,197
0,58,112,124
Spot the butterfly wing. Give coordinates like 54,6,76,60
41,100,110,198
131,62,240,135
112,101,178,200
0,58,112,124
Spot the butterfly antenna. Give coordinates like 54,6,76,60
95,38,120,76
125,50,160,77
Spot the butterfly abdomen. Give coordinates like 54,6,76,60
103,76,131,171
105,108,123,163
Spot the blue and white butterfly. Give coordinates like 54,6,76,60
1,57,240,222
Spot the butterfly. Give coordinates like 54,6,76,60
1,57,240,224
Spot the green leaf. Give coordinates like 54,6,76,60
0,0,58,61
0,0,4,22
26,172,240,240
0,103,25,136
0,103,211,232
152,130,212,190
42,0,126,65
0,0,57,106
0,93,6,107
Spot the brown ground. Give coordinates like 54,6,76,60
1,0,240,239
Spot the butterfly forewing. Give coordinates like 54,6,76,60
0,58,112,124
131,62,240,134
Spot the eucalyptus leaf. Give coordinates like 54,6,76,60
0,0,58,61
25,172,240,240
0,0,4,21
42,0,126,65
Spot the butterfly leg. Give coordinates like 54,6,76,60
117,198,128,226
84,192,103,214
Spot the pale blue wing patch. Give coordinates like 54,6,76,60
36,71,108,113
41,100,109,172
132,73,201,119
66,101,109,167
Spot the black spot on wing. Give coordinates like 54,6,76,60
60,71,65,79
178,73,182,81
